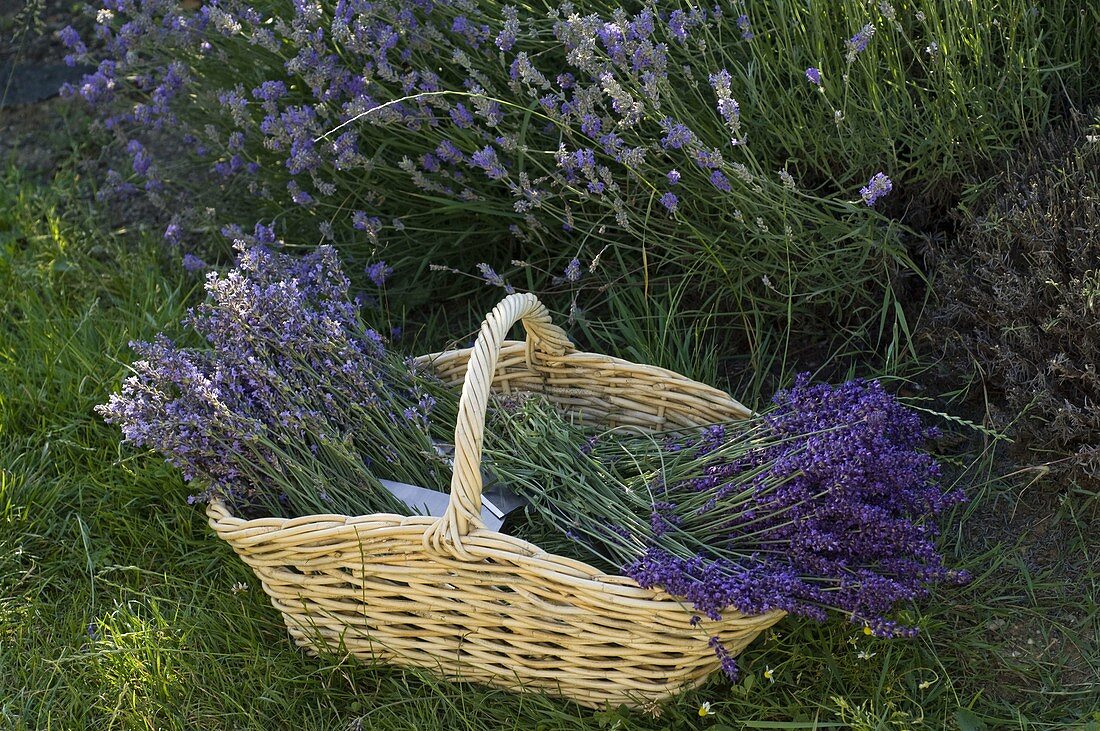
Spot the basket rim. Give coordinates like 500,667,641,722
416,339,753,417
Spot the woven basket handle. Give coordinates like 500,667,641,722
426,293,573,555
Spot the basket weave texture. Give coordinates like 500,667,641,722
207,293,785,708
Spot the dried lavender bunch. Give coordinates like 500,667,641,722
97,238,455,518
488,377,968,677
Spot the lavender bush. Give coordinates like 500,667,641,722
491,377,968,678
97,233,456,518
59,0,947,343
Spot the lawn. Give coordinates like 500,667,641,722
1,168,1095,729
2,1,1098,728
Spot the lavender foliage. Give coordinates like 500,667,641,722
60,0,905,333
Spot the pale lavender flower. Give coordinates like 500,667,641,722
846,23,876,62
365,261,393,286
477,263,515,293
496,6,519,51
805,67,822,86
860,172,893,206
471,145,507,179
736,13,753,40
660,191,678,213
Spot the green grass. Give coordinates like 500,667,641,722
1,170,1097,729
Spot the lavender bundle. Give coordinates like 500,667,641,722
488,380,968,676
97,239,455,518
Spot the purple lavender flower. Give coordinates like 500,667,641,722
667,169,681,185
846,23,876,62
660,191,678,213
503,375,966,643
717,98,739,125
352,211,382,238
436,140,464,163
449,103,475,129
496,5,519,51
805,67,822,86
563,258,582,283
365,261,393,287
126,139,152,177
660,118,695,150
736,13,753,41
476,263,515,294
164,222,182,245
667,10,688,42
286,180,313,206
580,114,602,137
860,172,893,206
471,145,507,179
97,242,440,519
182,253,207,272
59,25,87,65
709,170,731,192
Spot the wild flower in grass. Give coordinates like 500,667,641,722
709,170,731,193
736,14,753,40
805,67,822,86
857,649,877,660
471,145,507,180
496,6,519,51
352,212,383,239
709,69,741,136
476,263,515,294
763,666,775,683
659,191,678,213
59,25,86,65
660,119,695,150
181,253,207,272
925,41,940,60
563,258,582,283
845,23,876,62
364,261,393,287
286,180,313,206
63,0,921,340
698,701,713,718
860,172,893,206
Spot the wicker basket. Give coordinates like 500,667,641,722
206,293,785,709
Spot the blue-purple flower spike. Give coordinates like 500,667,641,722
860,172,893,205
